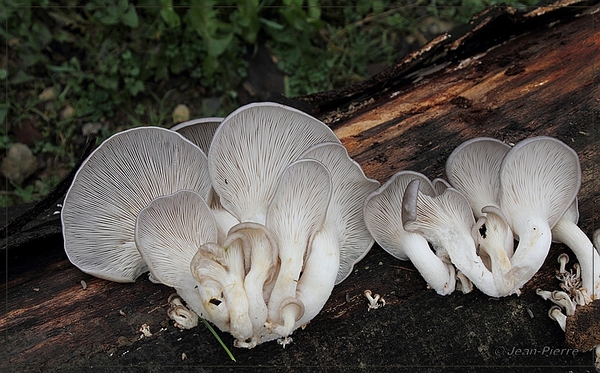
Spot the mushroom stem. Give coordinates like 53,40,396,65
400,233,456,295
272,297,305,338
191,242,253,342
551,218,600,298
473,212,515,295
228,223,278,338
293,224,340,329
506,214,553,293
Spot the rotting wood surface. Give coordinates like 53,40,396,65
2,2,599,372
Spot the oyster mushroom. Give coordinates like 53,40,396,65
208,102,340,224
265,159,332,339
364,171,457,295
500,137,580,292
402,179,503,297
301,142,380,284
61,127,212,282
445,137,514,293
170,117,223,154
134,190,229,331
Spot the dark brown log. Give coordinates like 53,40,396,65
2,2,599,371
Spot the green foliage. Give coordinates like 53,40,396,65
1,0,547,207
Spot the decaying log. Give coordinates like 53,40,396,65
2,1,599,371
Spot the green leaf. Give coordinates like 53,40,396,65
160,7,181,27
0,69,7,79
160,0,181,27
121,5,139,27
206,33,233,57
260,17,285,31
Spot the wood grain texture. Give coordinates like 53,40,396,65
2,2,599,371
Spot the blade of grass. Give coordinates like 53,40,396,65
201,318,237,362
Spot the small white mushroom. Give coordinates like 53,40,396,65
548,306,567,331
168,294,199,329
500,137,580,293
364,290,385,311
62,127,212,282
550,290,577,316
536,288,553,301
557,253,570,274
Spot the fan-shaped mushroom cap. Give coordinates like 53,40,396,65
501,137,581,291
170,117,223,155
266,159,332,337
208,102,340,224
364,171,456,295
301,142,380,284
134,190,219,326
135,190,217,288
61,127,211,282
446,137,510,218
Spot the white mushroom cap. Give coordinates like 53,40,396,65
208,102,340,224
170,117,223,155
61,127,212,282
432,177,451,195
364,171,456,295
500,136,580,291
301,142,380,284
265,159,332,337
134,190,218,325
171,117,224,208
135,190,217,288
500,136,580,230
446,137,510,218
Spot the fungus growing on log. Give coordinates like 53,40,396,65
61,102,376,348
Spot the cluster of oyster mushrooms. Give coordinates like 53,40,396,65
62,101,598,351
61,102,379,348
364,136,600,299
